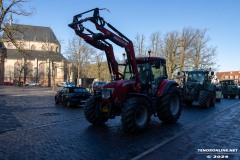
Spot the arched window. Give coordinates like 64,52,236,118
14,61,21,78
54,63,57,78
31,45,36,50
51,46,55,51
7,43,13,49
19,42,26,49
26,62,33,79
39,63,45,84
41,44,47,51
55,46,59,52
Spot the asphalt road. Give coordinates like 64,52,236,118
0,86,239,160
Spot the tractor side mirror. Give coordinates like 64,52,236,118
177,72,180,76
211,71,214,76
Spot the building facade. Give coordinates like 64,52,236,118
215,71,240,84
0,24,68,86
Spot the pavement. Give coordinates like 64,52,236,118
131,101,240,160
0,86,240,160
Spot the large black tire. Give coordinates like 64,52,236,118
66,100,72,108
55,98,59,105
157,86,181,123
185,100,192,107
216,98,221,102
229,94,236,99
121,97,151,134
210,91,216,107
84,96,108,125
199,90,210,108
223,94,228,99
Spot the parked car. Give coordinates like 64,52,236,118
25,82,39,86
58,81,75,87
91,81,107,92
3,82,14,86
57,82,67,87
55,87,91,107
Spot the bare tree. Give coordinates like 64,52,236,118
93,52,105,81
66,36,95,86
179,27,200,72
0,0,34,48
134,33,147,57
187,29,217,70
160,31,179,79
149,31,162,57
159,28,218,78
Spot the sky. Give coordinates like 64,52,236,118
12,0,240,72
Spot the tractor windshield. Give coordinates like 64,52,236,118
187,72,205,83
124,61,166,84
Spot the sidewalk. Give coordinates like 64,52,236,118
132,102,240,160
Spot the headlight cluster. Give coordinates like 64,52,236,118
102,88,114,99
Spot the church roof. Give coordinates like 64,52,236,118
2,24,60,44
6,49,67,62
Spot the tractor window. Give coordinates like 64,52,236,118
138,63,150,84
188,73,204,83
124,64,132,80
151,64,165,80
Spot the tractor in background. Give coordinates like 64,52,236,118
220,80,240,99
179,69,220,108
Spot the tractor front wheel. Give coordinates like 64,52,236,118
121,97,151,134
157,86,181,123
199,90,210,108
84,96,108,125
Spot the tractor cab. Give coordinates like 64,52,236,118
124,57,167,95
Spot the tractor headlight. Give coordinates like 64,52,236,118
102,88,114,99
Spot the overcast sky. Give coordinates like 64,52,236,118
12,0,240,72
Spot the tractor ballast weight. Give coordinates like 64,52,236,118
180,69,218,108
69,8,182,134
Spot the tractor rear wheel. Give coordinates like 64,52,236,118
185,100,192,106
121,97,151,134
157,86,181,123
199,90,210,108
84,96,108,125
210,91,216,107
229,94,236,99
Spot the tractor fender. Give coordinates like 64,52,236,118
157,79,179,97
128,93,151,102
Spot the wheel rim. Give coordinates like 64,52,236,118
67,101,71,107
135,105,148,126
170,94,180,115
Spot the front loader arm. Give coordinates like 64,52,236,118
68,8,141,92
74,29,120,79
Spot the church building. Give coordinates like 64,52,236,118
0,23,68,86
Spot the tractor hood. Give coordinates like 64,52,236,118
102,80,134,102
185,82,200,89
184,82,201,95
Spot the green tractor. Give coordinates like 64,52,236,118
220,80,240,99
179,69,220,108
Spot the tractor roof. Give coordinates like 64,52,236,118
135,57,166,64
188,69,209,74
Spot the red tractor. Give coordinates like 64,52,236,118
69,8,182,134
